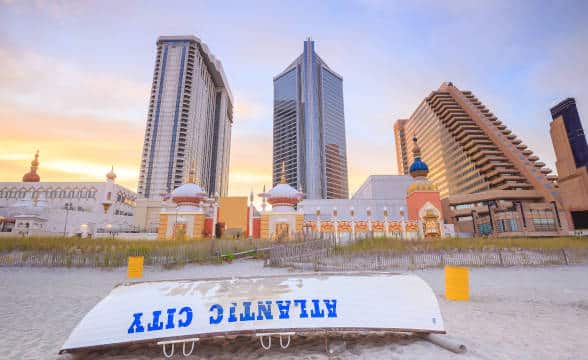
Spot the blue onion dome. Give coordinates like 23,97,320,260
409,136,429,178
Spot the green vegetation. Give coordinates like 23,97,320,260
0,236,272,267
338,236,588,253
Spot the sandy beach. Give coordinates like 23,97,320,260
1,262,587,359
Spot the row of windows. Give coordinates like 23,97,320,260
0,190,98,199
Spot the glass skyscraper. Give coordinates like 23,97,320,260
137,35,233,200
273,38,349,199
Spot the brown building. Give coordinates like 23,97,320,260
550,98,588,229
394,120,409,174
394,82,572,236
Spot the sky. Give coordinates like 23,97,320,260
1,0,587,197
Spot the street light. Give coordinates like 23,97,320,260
63,202,74,236
106,223,113,239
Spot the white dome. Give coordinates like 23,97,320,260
171,183,206,199
267,183,301,199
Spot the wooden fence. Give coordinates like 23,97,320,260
269,239,588,271
0,242,272,268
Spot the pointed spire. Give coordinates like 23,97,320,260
187,159,196,184
106,165,117,181
412,135,421,158
32,150,39,166
409,135,429,179
280,161,287,184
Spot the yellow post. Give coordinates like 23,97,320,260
127,256,144,278
445,266,469,301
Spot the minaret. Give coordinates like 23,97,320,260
23,150,41,182
406,136,441,218
248,189,254,238
102,166,116,214
405,136,443,238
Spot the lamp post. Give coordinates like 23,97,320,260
63,202,74,237
332,207,338,244
383,207,389,238
399,207,406,240
106,223,113,240
316,207,321,238
350,206,355,242
212,192,219,239
366,207,372,235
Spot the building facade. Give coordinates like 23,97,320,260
138,35,233,200
550,98,588,229
394,82,572,236
0,153,136,236
258,155,451,241
393,120,409,174
273,38,349,199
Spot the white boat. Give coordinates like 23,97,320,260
60,272,445,355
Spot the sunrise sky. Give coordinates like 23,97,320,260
1,0,587,197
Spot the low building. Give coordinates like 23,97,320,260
0,152,136,237
258,143,452,241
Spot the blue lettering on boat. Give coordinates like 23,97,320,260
128,299,337,334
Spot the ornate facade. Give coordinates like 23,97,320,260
0,152,136,236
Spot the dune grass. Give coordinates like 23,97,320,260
338,236,588,253
0,235,272,266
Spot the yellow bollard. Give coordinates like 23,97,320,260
445,266,469,301
127,256,144,278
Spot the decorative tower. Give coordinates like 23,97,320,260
259,161,304,240
157,163,207,240
102,166,116,214
405,136,443,239
22,150,41,182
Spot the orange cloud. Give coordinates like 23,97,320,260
0,101,143,190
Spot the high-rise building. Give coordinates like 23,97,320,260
393,119,409,174
550,98,588,229
394,82,572,236
273,38,349,199
138,35,233,200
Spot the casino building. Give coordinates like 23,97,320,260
0,152,136,237
158,153,450,241
253,144,450,241
394,82,573,237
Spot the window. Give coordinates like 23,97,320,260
478,223,492,235
532,218,556,232
496,218,518,233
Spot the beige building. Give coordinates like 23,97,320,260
394,82,572,236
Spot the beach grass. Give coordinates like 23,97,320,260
0,235,272,266
338,236,588,253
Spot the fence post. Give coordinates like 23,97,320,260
561,248,569,265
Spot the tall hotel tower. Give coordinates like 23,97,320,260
394,82,572,236
138,36,233,199
273,38,349,199
550,98,588,229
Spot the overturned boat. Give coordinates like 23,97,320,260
60,272,445,356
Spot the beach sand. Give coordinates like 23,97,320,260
1,262,587,359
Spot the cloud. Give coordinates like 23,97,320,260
0,46,149,123
228,132,272,197
0,0,96,18
0,101,143,190
233,94,269,124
